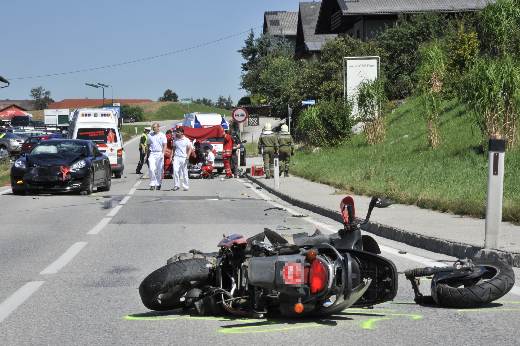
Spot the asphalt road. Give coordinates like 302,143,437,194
1,132,519,345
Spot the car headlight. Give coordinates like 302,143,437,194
70,159,87,172
14,159,26,169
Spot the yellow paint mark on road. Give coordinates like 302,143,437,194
360,317,392,330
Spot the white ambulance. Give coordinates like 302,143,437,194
69,108,125,178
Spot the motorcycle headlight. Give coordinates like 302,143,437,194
14,159,26,169
70,159,87,172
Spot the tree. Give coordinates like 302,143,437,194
158,89,178,102
194,98,214,107
121,105,144,122
215,96,227,109
30,86,54,110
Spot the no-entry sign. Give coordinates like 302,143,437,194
232,108,249,123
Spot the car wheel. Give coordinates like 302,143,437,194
114,171,122,179
12,185,25,195
98,169,111,192
82,171,94,195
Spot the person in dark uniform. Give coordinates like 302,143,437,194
258,123,278,179
277,124,294,177
136,127,150,174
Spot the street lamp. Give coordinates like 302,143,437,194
85,82,111,106
0,75,9,89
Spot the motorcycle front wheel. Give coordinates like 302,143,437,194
139,258,212,311
432,260,515,308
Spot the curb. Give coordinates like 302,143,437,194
246,174,520,267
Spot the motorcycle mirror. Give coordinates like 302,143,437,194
242,140,247,143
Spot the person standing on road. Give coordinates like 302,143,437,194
277,124,294,177
258,123,278,179
136,127,150,174
147,123,167,191
223,129,234,179
163,129,174,178
172,127,193,191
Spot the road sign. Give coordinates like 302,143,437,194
232,107,248,123
248,114,259,127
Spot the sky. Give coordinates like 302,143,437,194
2,0,300,103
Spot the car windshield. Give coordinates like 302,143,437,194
32,142,89,156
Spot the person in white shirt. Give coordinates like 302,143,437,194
171,127,193,191
147,123,167,191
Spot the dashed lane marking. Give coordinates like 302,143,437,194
120,196,131,205
0,281,45,323
88,217,112,235
106,205,123,217
40,242,88,275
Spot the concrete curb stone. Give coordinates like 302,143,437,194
246,174,520,267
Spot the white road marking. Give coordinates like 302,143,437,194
120,196,131,205
128,188,137,195
106,205,123,217
378,245,448,268
250,181,448,266
0,281,45,323
40,242,87,275
0,187,11,195
87,217,112,235
510,286,520,296
133,180,142,188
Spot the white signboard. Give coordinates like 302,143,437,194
344,56,380,117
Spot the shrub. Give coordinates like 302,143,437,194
121,105,144,122
297,99,353,146
416,40,448,148
460,55,520,148
478,0,520,57
357,79,387,144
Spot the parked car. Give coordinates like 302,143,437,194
0,132,25,155
21,135,52,154
11,139,112,195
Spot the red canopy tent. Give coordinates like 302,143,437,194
0,105,31,121
180,125,224,142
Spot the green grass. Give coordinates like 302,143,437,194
121,124,147,143
244,141,258,157
292,97,520,223
0,162,10,187
142,102,229,121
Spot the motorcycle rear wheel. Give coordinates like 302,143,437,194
432,261,515,308
139,258,211,311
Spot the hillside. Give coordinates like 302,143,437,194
139,102,230,121
292,97,520,223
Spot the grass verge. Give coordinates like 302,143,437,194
292,97,520,223
0,161,10,187
121,125,147,143
141,102,229,122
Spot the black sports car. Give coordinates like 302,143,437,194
11,139,111,195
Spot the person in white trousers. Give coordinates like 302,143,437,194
171,127,193,191
147,123,167,191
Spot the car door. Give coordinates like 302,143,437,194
91,144,104,184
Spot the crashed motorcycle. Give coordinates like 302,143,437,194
139,196,398,317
